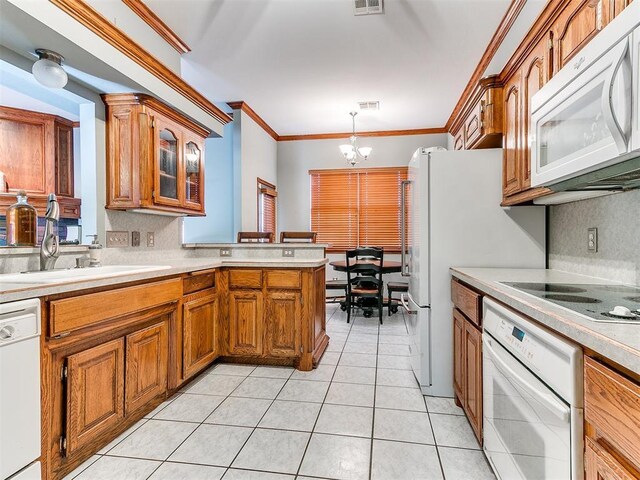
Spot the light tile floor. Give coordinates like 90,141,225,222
65,304,495,480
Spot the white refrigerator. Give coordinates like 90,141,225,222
401,148,546,396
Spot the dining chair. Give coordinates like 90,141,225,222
237,232,274,243
345,247,384,324
280,231,317,243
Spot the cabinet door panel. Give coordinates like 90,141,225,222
586,437,638,480
453,128,464,150
183,134,204,212
229,290,263,355
183,293,218,380
453,309,465,403
313,268,326,350
125,321,168,413
522,40,548,190
464,320,483,443
55,121,74,197
265,291,301,357
503,73,522,197
66,338,125,455
153,116,183,207
464,100,483,149
554,0,601,71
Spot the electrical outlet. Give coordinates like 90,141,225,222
106,231,128,247
147,232,155,247
220,248,232,257
282,249,295,258
131,231,140,247
588,227,598,252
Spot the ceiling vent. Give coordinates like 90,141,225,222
354,0,383,16
358,101,380,111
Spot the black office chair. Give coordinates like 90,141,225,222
345,247,384,324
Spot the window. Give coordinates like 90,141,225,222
257,178,277,234
310,167,408,252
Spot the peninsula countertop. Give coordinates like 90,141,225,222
0,257,328,303
450,267,640,375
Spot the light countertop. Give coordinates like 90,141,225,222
450,267,640,375
0,257,328,303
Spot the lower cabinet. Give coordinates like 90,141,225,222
182,291,218,380
264,290,301,357
452,307,483,444
228,289,264,356
125,321,169,413
65,338,125,456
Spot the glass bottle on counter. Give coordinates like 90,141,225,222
6,190,38,246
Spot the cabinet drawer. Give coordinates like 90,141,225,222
451,280,482,326
183,270,216,294
49,278,182,336
229,269,263,289
266,270,302,289
585,356,640,467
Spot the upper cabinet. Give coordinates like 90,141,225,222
102,93,209,216
0,106,81,218
450,75,503,151
498,0,632,206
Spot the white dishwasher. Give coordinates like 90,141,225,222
0,299,41,480
482,298,583,480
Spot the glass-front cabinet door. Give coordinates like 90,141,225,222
153,117,182,207
183,137,204,211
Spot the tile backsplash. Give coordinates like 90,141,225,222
549,189,640,285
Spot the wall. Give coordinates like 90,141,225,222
277,133,448,280
548,189,640,285
238,109,278,231
183,121,236,243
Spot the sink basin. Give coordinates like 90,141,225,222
0,265,171,285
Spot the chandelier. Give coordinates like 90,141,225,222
339,111,372,166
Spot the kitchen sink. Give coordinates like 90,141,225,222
0,265,171,284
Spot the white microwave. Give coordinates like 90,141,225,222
530,1,640,191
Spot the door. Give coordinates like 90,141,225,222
153,115,183,208
452,309,465,403
183,134,204,212
521,39,548,190
503,72,522,196
312,268,326,351
228,290,263,356
464,320,482,443
125,321,168,413
265,291,301,357
553,0,603,72
483,333,572,480
55,120,74,197
585,437,638,480
183,293,218,380
65,338,125,455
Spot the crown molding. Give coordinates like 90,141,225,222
445,0,528,130
121,0,191,54
228,101,279,141
49,0,231,126
278,127,448,142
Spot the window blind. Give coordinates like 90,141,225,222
258,179,277,235
309,167,408,252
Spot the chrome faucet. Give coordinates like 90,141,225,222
40,194,60,271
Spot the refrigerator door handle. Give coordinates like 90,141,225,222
400,180,412,277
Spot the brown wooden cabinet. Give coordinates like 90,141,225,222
65,338,125,456
125,321,169,414
451,279,483,444
552,0,603,74
502,71,521,198
228,289,264,356
102,93,208,216
264,290,301,357
0,106,80,218
584,356,640,479
182,290,218,380
450,75,503,151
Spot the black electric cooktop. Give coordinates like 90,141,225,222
501,282,640,323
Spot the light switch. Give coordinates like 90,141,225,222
106,231,128,247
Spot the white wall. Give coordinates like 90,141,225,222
277,133,449,280
237,109,278,231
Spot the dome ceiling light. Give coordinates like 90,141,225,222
32,49,68,89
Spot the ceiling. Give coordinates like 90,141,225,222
143,0,512,135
